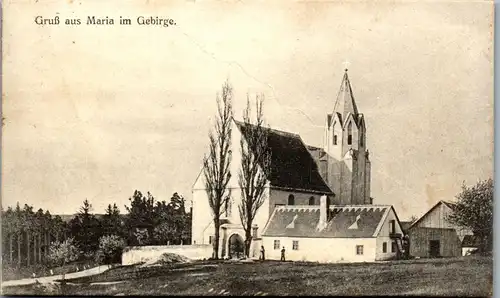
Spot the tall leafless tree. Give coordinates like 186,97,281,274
238,94,271,258
203,80,233,259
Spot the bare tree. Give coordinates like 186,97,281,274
238,94,271,258
203,80,233,259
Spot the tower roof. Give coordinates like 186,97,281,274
333,69,358,122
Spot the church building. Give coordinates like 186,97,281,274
191,69,404,261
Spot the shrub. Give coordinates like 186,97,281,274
46,238,80,267
97,235,126,264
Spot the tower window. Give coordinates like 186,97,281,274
347,122,353,145
308,196,315,205
360,136,363,146
288,194,295,205
333,135,338,145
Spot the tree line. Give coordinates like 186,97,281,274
2,190,192,269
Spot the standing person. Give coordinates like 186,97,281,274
260,245,266,261
281,246,286,261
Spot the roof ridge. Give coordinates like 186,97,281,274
234,119,300,138
275,204,391,210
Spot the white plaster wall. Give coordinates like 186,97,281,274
375,208,403,260
375,236,398,260
122,245,212,265
261,237,377,263
269,189,326,209
191,188,212,245
191,120,272,244
378,208,404,236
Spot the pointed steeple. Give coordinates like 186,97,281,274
333,69,358,123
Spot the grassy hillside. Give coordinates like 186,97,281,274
2,256,492,296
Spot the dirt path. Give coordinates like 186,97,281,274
2,265,111,287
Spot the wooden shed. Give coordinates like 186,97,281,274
408,200,472,258
408,227,461,257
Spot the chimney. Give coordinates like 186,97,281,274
317,195,330,231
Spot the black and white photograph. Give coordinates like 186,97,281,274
1,0,494,296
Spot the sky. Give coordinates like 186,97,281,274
2,0,494,220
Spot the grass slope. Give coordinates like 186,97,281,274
2,256,492,296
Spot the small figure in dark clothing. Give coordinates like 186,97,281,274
260,245,266,261
281,246,286,261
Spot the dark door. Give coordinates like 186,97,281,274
429,240,440,257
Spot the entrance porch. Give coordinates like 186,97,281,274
219,223,262,259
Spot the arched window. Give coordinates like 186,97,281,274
308,196,315,205
347,122,353,145
333,135,338,145
288,194,295,205
360,135,364,146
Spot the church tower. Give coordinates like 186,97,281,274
323,69,371,205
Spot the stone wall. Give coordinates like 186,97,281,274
121,244,213,265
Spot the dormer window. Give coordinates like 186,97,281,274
288,194,295,205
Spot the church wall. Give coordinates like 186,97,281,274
352,152,362,204
327,157,341,203
191,188,212,245
192,186,271,246
261,236,377,263
268,189,328,214
365,160,371,204
340,158,354,204
192,120,271,246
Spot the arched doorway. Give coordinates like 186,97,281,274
228,234,244,259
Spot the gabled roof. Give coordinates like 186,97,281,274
442,201,457,210
409,200,456,229
235,120,333,194
262,205,391,238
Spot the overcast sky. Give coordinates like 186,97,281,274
2,0,493,220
